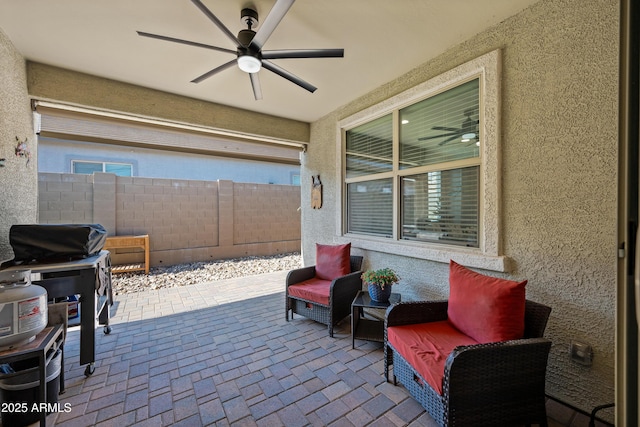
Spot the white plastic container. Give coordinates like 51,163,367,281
0,270,48,350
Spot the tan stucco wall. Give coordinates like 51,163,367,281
27,62,310,144
302,0,617,418
0,29,37,261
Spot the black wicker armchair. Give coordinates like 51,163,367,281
285,254,363,337
384,299,552,427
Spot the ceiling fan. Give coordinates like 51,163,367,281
418,108,479,145
137,0,344,100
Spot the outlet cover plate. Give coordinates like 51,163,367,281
570,341,593,366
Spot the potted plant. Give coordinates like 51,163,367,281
361,268,399,303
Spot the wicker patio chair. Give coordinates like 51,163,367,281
384,299,552,427
285,244,363,337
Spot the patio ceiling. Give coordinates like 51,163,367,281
0,0,539,123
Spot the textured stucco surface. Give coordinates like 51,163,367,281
0,29,37,261
303,0,617,418
335,50,505,272
0,0,619,418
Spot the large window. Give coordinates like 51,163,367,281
338,50,503,271
72,160,133,176
345,78,480,248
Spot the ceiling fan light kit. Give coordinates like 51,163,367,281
461,133,476,142
237,55,261,73
137,0,344,100
418,108,480,146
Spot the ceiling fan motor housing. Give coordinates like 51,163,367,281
241,8,259,29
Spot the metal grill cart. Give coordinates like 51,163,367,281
1,251,113,377
0,324,64,427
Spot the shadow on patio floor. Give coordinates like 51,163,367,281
37,270,569,426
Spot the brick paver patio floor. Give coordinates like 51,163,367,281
38,270,565,426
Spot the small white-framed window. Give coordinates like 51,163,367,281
72,161,133,176
338,50,504,271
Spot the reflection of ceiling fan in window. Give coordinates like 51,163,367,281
419,109,479,145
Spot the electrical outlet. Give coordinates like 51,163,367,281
570,341,593,366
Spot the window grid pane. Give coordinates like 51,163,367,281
347,179,393,237
399,79,480,168
346,114,393,178
73,162,102,175
401,166,479,247
344,78,481,248
105,163,132,176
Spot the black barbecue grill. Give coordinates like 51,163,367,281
0,224,113,377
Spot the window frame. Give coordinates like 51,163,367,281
72,160,133,176
335,50,507,272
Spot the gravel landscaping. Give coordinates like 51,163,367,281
111,252,302,294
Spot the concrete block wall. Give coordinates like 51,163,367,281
233,182,301,244
37,172,301,267
38,173,94,223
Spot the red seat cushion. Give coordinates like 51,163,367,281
447,260,527,343
388,320,478,395
287,278,332,305
315,243,351,280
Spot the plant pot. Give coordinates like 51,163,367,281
367,283,392,303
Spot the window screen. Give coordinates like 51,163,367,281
346,114,393,178
347,178,393,237
401,167,479,247
399,79,480,168
73,161,103,175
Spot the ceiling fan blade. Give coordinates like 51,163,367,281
250,0,295,50
191,59,236,83
249,73,263,100
439,135,461,146
432,126,460,132
136,31,236,55
418,133,457,141
261,59,317,93
190,0,241,47
262,48,344,59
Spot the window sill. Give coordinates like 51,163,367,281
336,234,511,273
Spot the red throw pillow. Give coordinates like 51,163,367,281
315,243,351,280
447,260,527,343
